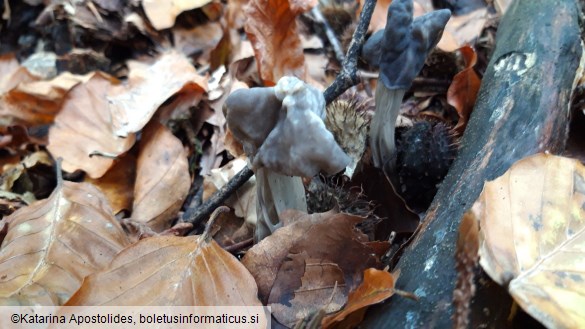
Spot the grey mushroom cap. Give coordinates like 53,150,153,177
362,0,451,89
223,88,281,156
224,76,350,177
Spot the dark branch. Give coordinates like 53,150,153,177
324,0,377,104
184,166,254,226
311,6,346,64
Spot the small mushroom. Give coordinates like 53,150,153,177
224,76,350,241
362,0,451,172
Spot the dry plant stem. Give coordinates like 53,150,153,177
311,6,345,64
202,205,230,241
184,166,253,226
187,0,376,228
370,85,405,171
323,0,377,104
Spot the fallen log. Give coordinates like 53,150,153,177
362,0,584,327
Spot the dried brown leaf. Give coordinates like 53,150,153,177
0,181,130,305
244,0,316,85
47,73,135,179
272,256,347,327
0,54,37,94
209,209,253,249
0,55,88,125
142,0,213,30
85,152,136,215
438,8,488,52
108,51,208,137
473,153,585,329
322,268,398,329
173,21,223,59
203,157,257,225
242,210,386,325
65,235,263,307
0,151,52,192
359,0,426,32
447,46,481,133
131,122,190,232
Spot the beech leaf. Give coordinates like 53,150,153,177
244,0,316,85
447,46,482,133
0,181,130,305
322,268,398,329
0,55,88,125
47,73,136,179
242,210,387,326
472,153,585,329
108,51,208,138
65,235,263,307
85,152,136,215
131,122,190,232
142,0,214,30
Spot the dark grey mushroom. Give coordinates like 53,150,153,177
224,76,350,240
362,0,451,171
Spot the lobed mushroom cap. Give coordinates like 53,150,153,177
361,0,451,89
224,76,350,177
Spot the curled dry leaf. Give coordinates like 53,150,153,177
173,21,224,58
359,0,426,32
203,157,257,225
242,210,387,326
271,255,347,327
85,152,136,215
244,0,316,85
131,122,190,232
0,55,88,125
65,235,264,308
472,153,585,329
447,46,481,133
0,54,37,94
142,0,214,30
0,151,52,193
0,181,130,305
48,73,136,179
438,8,488,52
108,51,208,137
322,268,398,329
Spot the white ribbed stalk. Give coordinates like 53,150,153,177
370,84,405,172
254,168,307,241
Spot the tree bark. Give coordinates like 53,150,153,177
362,0,583,327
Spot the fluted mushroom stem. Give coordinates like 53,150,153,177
254,168,307,241
370,84,405,172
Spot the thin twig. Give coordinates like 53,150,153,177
311,6,345,64
223,237,254,253
186,0,377,227
323,0,377,104
184,166,253,226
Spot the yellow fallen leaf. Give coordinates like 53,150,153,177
472,153,585,329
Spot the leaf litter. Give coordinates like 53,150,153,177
1,0,581,328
